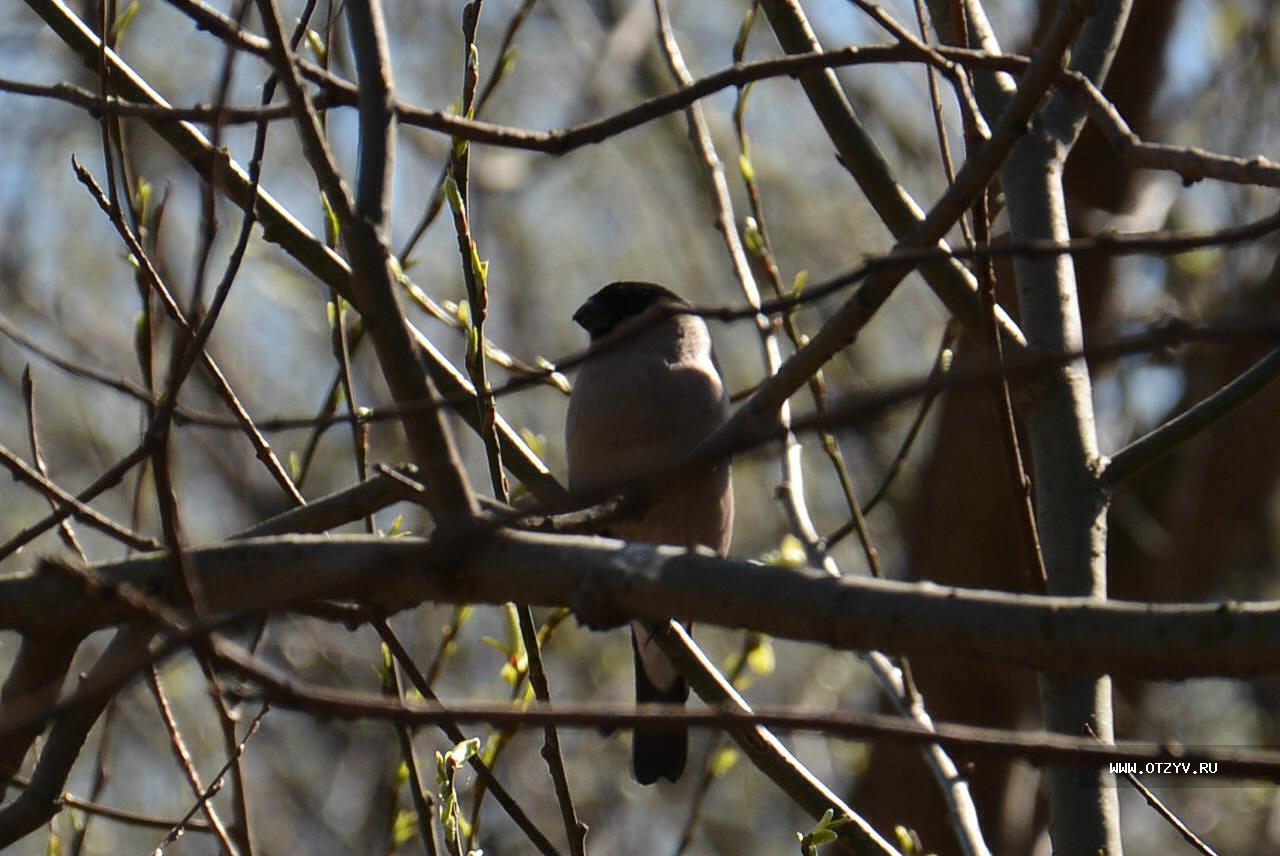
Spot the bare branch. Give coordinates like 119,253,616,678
7,531,1280,679
0,444,160,552
1105,346,1280,485
215,645,1280,784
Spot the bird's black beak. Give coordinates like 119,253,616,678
572,296,613,339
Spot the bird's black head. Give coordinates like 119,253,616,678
572,281,690,340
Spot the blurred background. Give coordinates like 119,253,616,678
1,0,1279,853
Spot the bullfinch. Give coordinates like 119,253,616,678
565,281,734,784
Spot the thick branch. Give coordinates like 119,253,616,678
7,531,1280,679
998,3,1133,853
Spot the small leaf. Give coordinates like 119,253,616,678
392,809,417,845
134,178,152,225
534,356,572,394
497,46,520,78
779,534,806,567
377,644,395,690
320,192,340,245
519,428,547,459
743,216,764,257
287,450,302,483
480,636,511,655
445,737,481,767
444,174,465,213
469,242,488,287
732,4,757,62
709,746,739,777
480,732,503,766
465,320,481,367
484,342,515,368
111,1,140,40
1174,247,1220,277
504,604,522,648
746,636,775,675
738,153,756,184
305,29,328,63
792,269,809,295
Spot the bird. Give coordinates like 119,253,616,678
565,281,734,784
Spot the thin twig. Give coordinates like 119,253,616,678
155,704,270,852
12,23,1280,189
71,157,304,504
0,443,160,552
22,369,87,559
447,0,507,504
1106,346,1280,485
671,631,757,853
65,700,120,856
972,188,1048,593
1119,770,1219,856
0,442,151,561
5,772,213,834
144,668,237,853
377,628,439,856
374,620,563,856
398,0,538,261
216,647,1280,784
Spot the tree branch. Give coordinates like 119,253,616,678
6,531,1280,680
214,643,1280,784
997,1,1133,851
1104,346,1280,486
21,0,560,503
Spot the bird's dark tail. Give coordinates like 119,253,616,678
631,628,689,784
